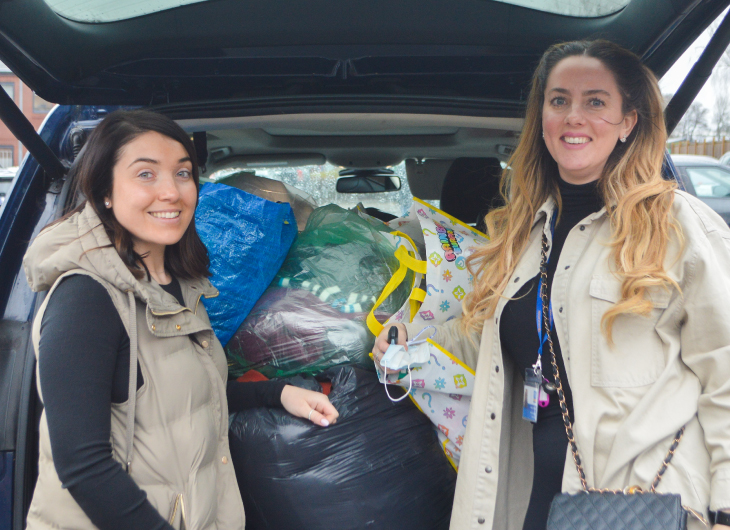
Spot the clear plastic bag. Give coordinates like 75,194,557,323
226,204,412,378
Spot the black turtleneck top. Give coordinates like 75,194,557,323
499,178,603,530
38,275,287,530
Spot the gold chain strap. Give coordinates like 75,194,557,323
538,230,684,494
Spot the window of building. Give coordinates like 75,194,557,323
0,146,13,169
1,82,14,101
33,93,54,114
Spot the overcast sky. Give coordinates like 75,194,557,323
658,8,729,114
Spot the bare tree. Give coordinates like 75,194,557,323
676,101,710,141
713,70,730,138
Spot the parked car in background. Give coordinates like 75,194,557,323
717,151,730,166
671,154,730,224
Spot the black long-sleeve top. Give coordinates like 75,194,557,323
499,178,603,530
38,274,286,530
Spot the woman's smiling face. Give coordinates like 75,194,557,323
542,55,637,185
107,131,197,258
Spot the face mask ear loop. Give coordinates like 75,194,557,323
382,357,413,403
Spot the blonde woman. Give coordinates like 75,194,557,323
374,40,730,530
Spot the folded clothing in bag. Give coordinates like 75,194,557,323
226,204,412,378
229,367,456,530
226,288,374,378
195,183,298,346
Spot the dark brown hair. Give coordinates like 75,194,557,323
62,109,209,280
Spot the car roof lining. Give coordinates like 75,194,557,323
183,113,519,200
185,113,521,171
178,113,524,133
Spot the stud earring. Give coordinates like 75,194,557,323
104,200,111,208
542,131,545,139
620,136,627,143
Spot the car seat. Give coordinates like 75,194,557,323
439,157,503,231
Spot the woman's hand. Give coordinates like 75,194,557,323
280,385,339,427
372,323,408,374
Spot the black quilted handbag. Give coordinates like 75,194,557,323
534,231,690,530
547,491,686,530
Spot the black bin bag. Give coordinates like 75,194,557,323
229,367,457,530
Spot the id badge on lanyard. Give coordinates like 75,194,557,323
522,212,557,423
522,368,541,423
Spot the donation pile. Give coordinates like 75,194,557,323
229,366,457,530
226,204,413,378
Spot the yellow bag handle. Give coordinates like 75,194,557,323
411,288,426,303
398,250,427,275
367,243,427,336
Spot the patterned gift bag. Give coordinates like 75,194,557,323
367,198,488,468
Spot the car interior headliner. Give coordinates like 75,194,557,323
177,113,520,199
180,113,521,172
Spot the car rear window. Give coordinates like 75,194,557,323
46,0,628,23
45,0,208,22
492,0,628,17
209,161,438,218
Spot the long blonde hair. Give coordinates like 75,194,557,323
462,40,680,338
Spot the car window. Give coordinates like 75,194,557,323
47,0,628,22
209,161,437,218
684,166,730,198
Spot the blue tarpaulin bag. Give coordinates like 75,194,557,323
195,183,298,346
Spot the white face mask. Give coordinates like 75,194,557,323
380,326,436,402
381,340,430,371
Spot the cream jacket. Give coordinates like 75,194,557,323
22,205,245,529
405,191,730,530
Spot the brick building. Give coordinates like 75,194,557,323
0,60,54,168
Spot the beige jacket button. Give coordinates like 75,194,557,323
151,325,156,331
221,456,228,464
478,517,485,524
201,340,209,348
485,465,492,473
175,324,181,330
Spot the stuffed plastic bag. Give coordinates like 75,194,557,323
226,204,413,378
229,366,456,530
195,183,298,346
225,288,376,379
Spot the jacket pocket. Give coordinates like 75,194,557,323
589,276,670,387
168,493,188,529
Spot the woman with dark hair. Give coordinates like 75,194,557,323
22,109,338,530
374,40,730,529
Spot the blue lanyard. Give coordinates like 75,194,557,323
535,213,557,361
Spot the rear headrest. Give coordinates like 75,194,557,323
439,157,503,227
